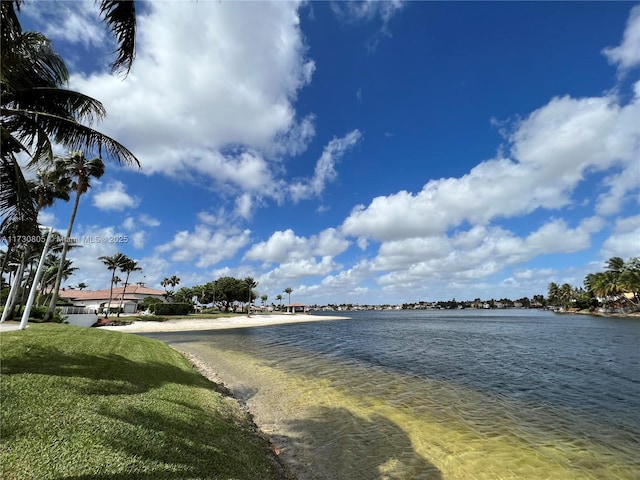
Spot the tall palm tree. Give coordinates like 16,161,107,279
117,258,141,317
99,252,129,318
284,287,293,308
276,294,283,310
244,277,258,315
1,1,139,239
160,275,180,301
44,152,105,320
547,282,559,307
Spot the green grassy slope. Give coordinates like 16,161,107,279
0,324,286,480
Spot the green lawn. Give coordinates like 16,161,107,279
0,324,287,480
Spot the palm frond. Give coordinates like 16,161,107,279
4,87,107,125
0,153,38,235
100,0,136,75
3,107,139,167
2,32,68,92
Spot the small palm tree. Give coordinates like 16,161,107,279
44,152,105,321
99,252,129,317
276,294,283,310
117,258,141,317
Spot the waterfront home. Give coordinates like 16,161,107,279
58,285,166,314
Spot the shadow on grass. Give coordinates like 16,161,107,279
1,335,210,396
1,345,208,396
280,406,442,480
53,402,287,480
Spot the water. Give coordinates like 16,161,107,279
145,310,640,480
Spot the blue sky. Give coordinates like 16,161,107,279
19,1,640,305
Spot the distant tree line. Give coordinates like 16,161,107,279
548,257,639,312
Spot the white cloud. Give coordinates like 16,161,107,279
122,217,135,231
331,0,404,31
69,1,316,193
602,5,640,72
601,215,640,259
92,181,140,211
23,1,106,50
139,214,160,227
37,211,58,229
244,228,349,263
131,231,146,249
342,91,639,242
156,226,251,268
289,129,362,202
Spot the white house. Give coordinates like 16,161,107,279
58,285,166,314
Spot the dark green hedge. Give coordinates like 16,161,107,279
150,303,192,315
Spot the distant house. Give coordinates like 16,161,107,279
58,285,166,314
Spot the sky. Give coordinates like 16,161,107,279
16,1,640,305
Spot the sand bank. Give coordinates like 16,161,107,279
97,313,348,333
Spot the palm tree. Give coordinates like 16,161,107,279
260,294,268,307
160,275,180,301
1,2,139,238
284,287,293,309
547,282,559,307
117,258,141,317
76,282,87,290
99,252,129,318
38,256,77,304
44,152,105,320
619,258,640,307
244,277,258,316
276,294,283,310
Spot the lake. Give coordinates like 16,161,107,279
144,309,640,480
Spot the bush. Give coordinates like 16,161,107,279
150,303,192,315
0,305,63,323
139,296,164,311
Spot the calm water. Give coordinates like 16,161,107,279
146,310,640,480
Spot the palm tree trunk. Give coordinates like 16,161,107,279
105,271,116,318
117,274,130,317
3,255,26,321
45,191,81,321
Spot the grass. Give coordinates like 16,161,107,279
0,324,287,480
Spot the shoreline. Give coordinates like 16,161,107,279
97,313,349,333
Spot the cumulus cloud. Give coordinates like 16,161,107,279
601,215,640,259
92,181,140,211
69,1,315,184
342,91,640,242
244,228,350,263
156,226,251,268
602,5,640,72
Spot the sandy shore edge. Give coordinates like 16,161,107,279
97,313,349,333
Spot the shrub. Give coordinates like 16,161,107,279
151,303,192,315
139,296,164,311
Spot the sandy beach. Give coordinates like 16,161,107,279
97,313,349,333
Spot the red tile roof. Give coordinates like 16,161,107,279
59,286,165,301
